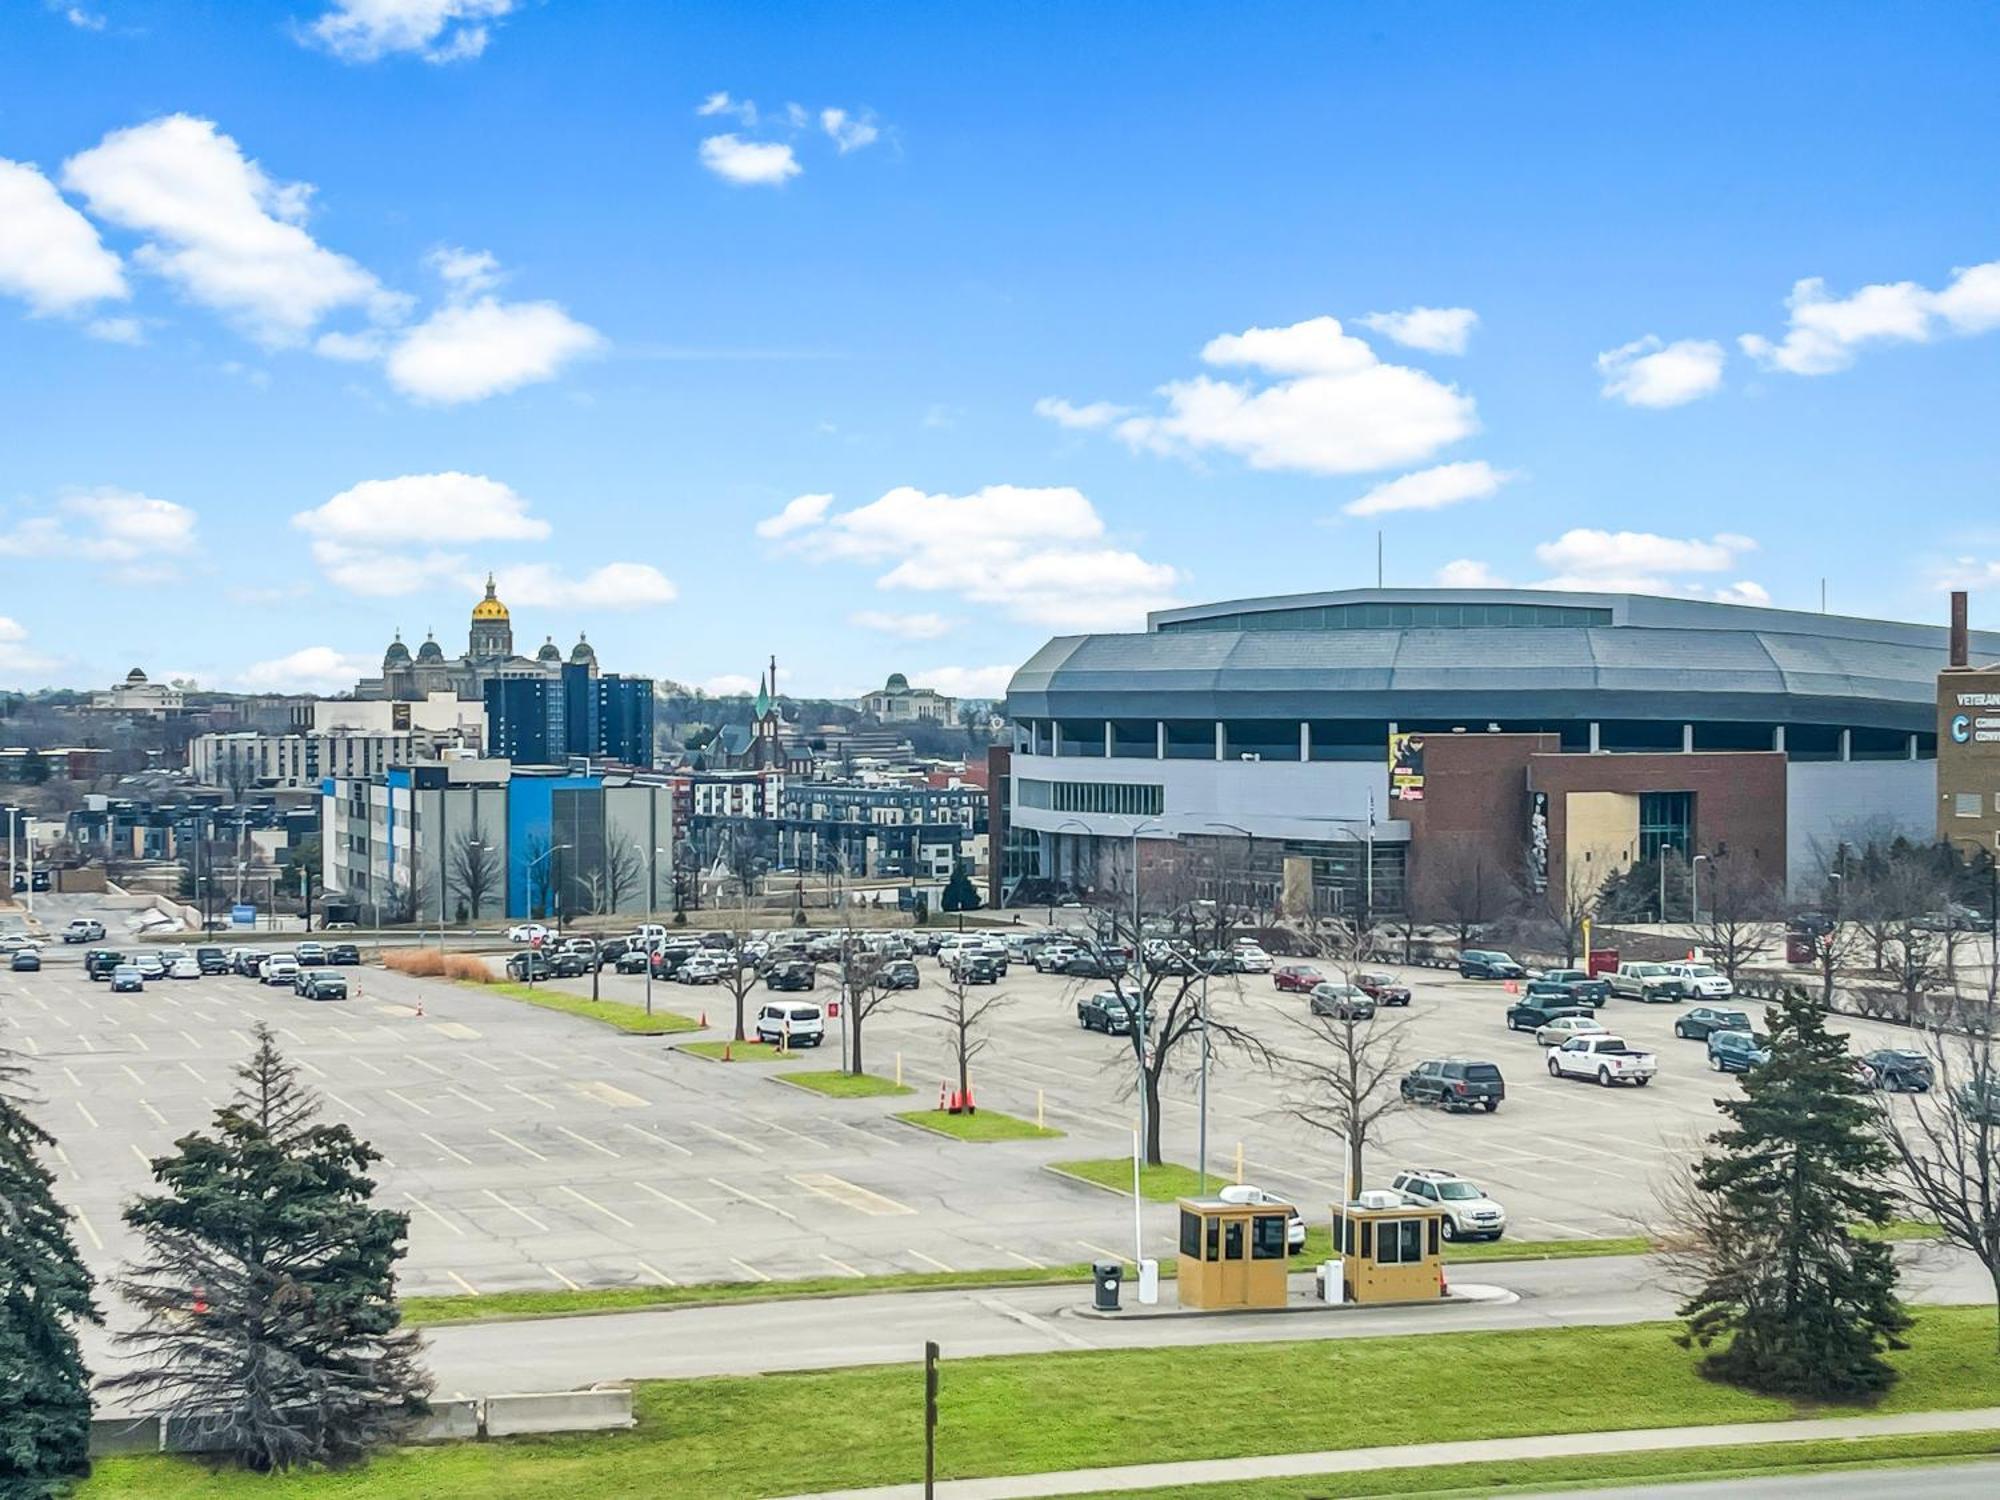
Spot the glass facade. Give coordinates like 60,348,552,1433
1639,791,1694,862
1016,779,1165,817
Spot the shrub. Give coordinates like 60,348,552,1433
380,950,495,983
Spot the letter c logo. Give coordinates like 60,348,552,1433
1951,714,1972,743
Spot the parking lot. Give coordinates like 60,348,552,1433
0,899,1937,1307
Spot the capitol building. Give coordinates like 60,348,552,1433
352,575,601,702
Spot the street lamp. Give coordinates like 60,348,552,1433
523,843,571,986
1690,853,1712,927
636,841,668,1016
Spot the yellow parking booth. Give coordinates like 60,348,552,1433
1331,1195,1447,1304
1176,1198,1293,1310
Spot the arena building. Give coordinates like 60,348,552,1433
996,588,1998,913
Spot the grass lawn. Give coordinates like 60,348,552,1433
1056,1432,2000,1499
894,1107,1064,1141
677,1039,811,1063
1049,1158,1236,1202
468,982,699,1037
78,1307,2000,1499
776,1070,913,1098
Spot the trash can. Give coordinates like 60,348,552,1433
1786,932,1812,965
1092,1261,1122,1311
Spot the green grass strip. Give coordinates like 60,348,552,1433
894,1107,1064,1140
1050,1158,1237,1202
468,981,699,1036
677,1038,810,1062
775,1070,913,1098
75,1307,2000,1499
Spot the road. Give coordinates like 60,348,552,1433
1538,1466,2000,1499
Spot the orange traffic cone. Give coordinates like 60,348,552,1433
699,1010,708,1029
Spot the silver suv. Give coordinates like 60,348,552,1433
1389,1168,1508,1242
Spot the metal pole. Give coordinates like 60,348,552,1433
22,816,32,917
1197,964,1210,1193
1131,1127,1144,1267
923,1340,939,1499
1131,825,1147,1172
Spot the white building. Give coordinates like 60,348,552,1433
190,727,481,791
309,692,486,737
862,673,958,724
88,667,185,716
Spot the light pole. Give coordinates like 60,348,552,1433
1690,853,1711,928
1053,819,1093,927
524,843,571,986
636,841,667,1015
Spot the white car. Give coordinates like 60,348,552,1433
755,1001,824,1047
1231,942,1274,974
169,956,201,980
678,955,723,984
260,957,300,986
1390,1168,1508,1242
1664,962,1734,999
507,922,549,944
1534,1014,1607,1047
1218,1183,1304,1251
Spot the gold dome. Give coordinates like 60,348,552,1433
471,572,510,622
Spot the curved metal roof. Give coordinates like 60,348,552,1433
1007,590,1992,732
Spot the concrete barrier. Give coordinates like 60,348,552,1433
88,1414,161,1457
411,1398,482,1444
483,1388,635,1436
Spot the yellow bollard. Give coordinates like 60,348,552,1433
895,1051,903,1087
1235,1142,1244,1185
1036,1089,1045,1129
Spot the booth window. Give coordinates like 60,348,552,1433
1206,1219,1220,1261
1223,1221,1244,1260
1377,1219,1424,1265
1252,1215,1286,1260
1428,1218,1441,1256
1359,1221,1373,1258
1179,1210,1201,1259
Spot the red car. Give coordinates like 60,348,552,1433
1273,964,1324,993
1354,972,1413,1006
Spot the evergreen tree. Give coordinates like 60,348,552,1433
109,1025,429,1471
940,861,981,914
1675,988,1909,1398
0,1043,100,1498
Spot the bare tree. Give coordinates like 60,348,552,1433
716,928,763,1044
1690,856,1780,981
580,839,648,918
1281,1005,1412,1204
917,967,1010,1106
445,825,502,922
1410,835,1518,950
834,936,897,1078
1534,873,1596,967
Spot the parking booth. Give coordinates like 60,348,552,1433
1330,1192,1447,1304
1176,1197,1294,1310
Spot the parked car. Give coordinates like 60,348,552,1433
1352,972,1412,1006
131,953,168,981
260,957,300,987
1400,1058,1506,1112
110,964,144,993
297,970,349,1001
1272,964,1324,994
10,949,40,972
1033,945,1078,973
756,1001,824,1047
766,961,817,992
615,949,651,974
879,959,921,990
1608,962,1688,1004
1527,969,1610,1006
677,955,725,985
958,954,1001,985
1310,983,1377,1021
1505,996,1594,1033
1217,1183,1305,1252
1675,1006,1752,1041
1663,962,1734,999
169,956,201,980
1859,1048,1934,1092
506,922,550,944
85,949,124,980
1547,1034,1657,1086
62,919,105,943
1390,1168,1508,1241
1954,1080,2000,1126
195,945,230,974
294,941,327,966
1914,904,1987,934
505,952,556,981
1707,1029,1771,1074
1063,951,1123,979
231,949,266,977
1534,1013,1607,1047
1077,990,1143,1035
1230,943,1274,974
1457,950,1525,981
326,943,361,966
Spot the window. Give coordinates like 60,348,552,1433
1056,720,1104,758
1251,1215,1287,1260
1205,1219,1219,1261
1956,792,1984,818
1639,791,1694,862
1377,1218,1425,1265
1223,1221,1244,1261
1016,779,1164,817
1179,1210,1201,1258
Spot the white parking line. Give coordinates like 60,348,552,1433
512,1050,560,1072
621,1122,692,1156
556,1125,620,1159
789,1173,916,1217
120,1064,144,1088
635,1259,677,1286
403,1192,465,1237
504,1083,556,1111
294,1057,329,1079
15,1035,36,1056
229,1029,250,1048
544,1264,581,1290
488,1128,547,1162
139,1099,168,1126
1001,1248,1047,1269
323,1090,366,1119
129,1143,150,1168
52,1144,77,1181
820,1254,864,1278
178,1031,202,1050
73,1210,103,1251
706,1177,800,1224
744,1113,830,1149
692,1121,764,1154
76,1034,96,1053
464,1054,505,1074
907,1248,956,1273
559,1184,635,1228
635,1181,715,1224
403,1052,450,1078
421,1132,474,1165
729,1258,771,1283
445,1086,495,1115
384,1088,434,1117
75,1101,98,1129
447,1270,480,1296
1079,1240,1127,1263
125,1032,150,1052
351,1056,389,1077
482,1188,549,1232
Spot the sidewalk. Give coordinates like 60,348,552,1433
782,1406,2000,1500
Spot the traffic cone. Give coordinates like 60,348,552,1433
723,1041,733,1062
937,1081,949,1112
963,1087,976,1116
699,1010,708,1028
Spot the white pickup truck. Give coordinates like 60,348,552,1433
1546,1033,1658,1088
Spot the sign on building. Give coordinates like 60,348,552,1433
231,904,256,926
1388,734,1426,802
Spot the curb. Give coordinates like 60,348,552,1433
1041,1163,1167,1201
767,1073,916,1100
1070,1285,1517,1322
889,1111,1065,1143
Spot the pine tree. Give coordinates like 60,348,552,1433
0,1043,101,1498
109,1024,429,1471
1675,988,1910,1398
940,861,981,914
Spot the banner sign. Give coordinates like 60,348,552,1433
1529,791,1549,892
1388,733,1426,802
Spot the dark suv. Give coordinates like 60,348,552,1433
1077,990,1143,1035
766,961,816,992
1458,950,1525,981
85,949,125,980
1400,1058,1506,1112
194,946,230,975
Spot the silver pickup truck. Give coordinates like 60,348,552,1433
1546,1034,1658,1087
1608,962,1688,1004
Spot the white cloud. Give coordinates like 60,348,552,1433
1433,558,1508,588
0,488,198,577
0,616,58,678
427,244,502,295
63,6,108,29
1034,396,1129,430
1740,260,2000,375
1358,306,1478,355
771,484,1181,631
913,665,1014,700
384,296,602,403
1933,558,2000,592
305,0,515,63
295,471,552,546
1106,315,1478,476
1534,529,1756,579
699,135,801,186
1595,336,1726,408
0,617,26,642
483,562,677,609
755,493,833,539
849,610,954,640
86,315,144,344
696,92,757,125
62,114,397,347
0,156,128,316
702,673,757,696
307,543,467,596
1344,461,1512,518
820,108,880,154
236,645,375,694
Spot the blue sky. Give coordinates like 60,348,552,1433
3,1,1998,701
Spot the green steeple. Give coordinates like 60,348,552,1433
754,671,771,720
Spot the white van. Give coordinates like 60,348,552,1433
756,1001,825,1048
1218,1183,1306,1252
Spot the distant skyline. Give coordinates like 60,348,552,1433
3,1,1999,699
